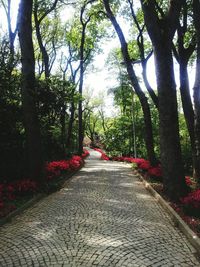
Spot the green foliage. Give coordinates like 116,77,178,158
0,41,24,181
35,76,79,159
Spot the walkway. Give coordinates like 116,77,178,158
0,149,199,267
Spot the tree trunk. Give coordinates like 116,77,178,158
141,0,188,200
66,102,75,151
103,0,157,165
18,0,44,182
141,60,159,109
175,7,197,180
155,45,188,199
78,23,85,155
179,60,196,173
193,0,200,184
33,5,50,78
60,103,66,156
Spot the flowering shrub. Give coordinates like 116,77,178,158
185,176,193,186
147,165,162,180
15,179,38,195
82,149,89,158
0,178,39,218
46,155,84,180
0,150,90,218
101,153,110,160
181,189,200,217
69,155,83,170
138,160,151,171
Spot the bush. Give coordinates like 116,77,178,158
181,189,200,217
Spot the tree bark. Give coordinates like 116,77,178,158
174,4,197,179
78,1,94,155
179,59,196,164
33,0,59,78
103,0,157,165
34,13,50,78
66,102,75,151
33,1,50,78
193,0,200,184
18,0,43,182
127,0,158,108
78,22,86,155
141,0,188,199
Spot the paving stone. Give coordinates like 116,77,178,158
0,148,199,266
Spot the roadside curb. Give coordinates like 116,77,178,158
0,194,45,227
0,166,83,227
135,171,200,256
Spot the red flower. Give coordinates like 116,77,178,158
138,160,151,170
185,176,193,186
82,149,89,158
69,156,83,170
101,153,109,160
181,189,200,215
148,165,162,178
15,179,38,194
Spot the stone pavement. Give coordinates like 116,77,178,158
0,149,199,267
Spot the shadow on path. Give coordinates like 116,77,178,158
0,148,199,266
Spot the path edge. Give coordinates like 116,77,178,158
136,170,200,256
0,168,81,227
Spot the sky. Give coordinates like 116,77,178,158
0,0,196,116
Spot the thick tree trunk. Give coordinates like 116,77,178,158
141,0,188,200
193,0,200,184
103,0,156,165
175,7,197,180
18,0,43,182
154,45,188,199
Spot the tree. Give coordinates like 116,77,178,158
193,0,200,184
18,0,44,182
103,0,157,165
127,0,159,108
172,1,197,179
75,0,106,154
0,0,19,73
140,0,188,199
33,0,59,78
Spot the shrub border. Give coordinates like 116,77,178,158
0,167,82,227
135,170,200,256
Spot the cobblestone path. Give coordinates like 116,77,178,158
0,149,199,267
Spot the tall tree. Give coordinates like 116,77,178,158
103,0,157,165
77,0,104,154
18,0,44,181
193,0,200,184
140,0,188,199
172,2,197,179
